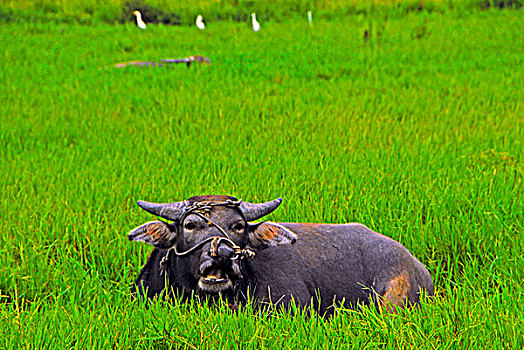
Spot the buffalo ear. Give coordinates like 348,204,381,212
128,221,177,249
247,222,297,249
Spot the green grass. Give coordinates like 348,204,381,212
1,0,521,25
0,6,523,349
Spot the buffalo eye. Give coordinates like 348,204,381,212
184,222,197,231
232,222,245,231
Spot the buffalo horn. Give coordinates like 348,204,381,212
240,198,283,221
137,200,186,221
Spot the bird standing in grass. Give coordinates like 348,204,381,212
308,11,312,27
196,15,205,30
132,10,146,30
251,13,260,32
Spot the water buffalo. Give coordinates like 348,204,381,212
129,195,433,315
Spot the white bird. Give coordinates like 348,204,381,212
196,15,205,30
251,13,260,32
132,10,146,30
307,11,312,26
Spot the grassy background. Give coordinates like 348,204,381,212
0,4,523,349
1,0,521,24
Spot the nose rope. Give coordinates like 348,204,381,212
210,236,219,257
176,210,255,259
159,200,255,271
172,235,250,258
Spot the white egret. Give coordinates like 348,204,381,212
307,11,312,26
251,13,260,32
132,10,146,30
196,15,205,30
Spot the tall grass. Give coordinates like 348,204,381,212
1,0,519,24
0,6,522,349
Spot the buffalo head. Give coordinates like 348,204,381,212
128,195,297,294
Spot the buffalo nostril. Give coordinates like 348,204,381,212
217,244,235,259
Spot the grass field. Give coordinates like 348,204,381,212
1,0,521,25
0,4,523,349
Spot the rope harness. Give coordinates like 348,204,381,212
159,199,255,270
